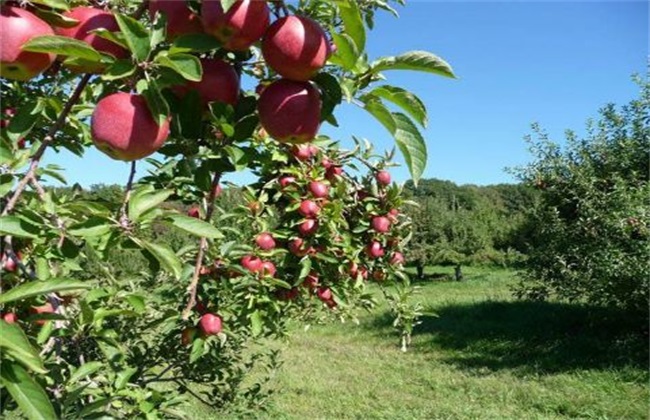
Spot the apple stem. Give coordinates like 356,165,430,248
1,74,92,217
181,171,223,320
119,161,137,228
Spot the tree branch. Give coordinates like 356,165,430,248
119,161,137,228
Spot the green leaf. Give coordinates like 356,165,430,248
362,98,396,133
22,35,102,61
155,53,202,82
4,100,43,143
101,59,137,81
371,50,456,78
33,9,78,28
114,367,137,390
313,73,343,121
338,0,366,52
138,79,171,127
329,32,359,70
250,310,262,337
0,322,47,374
365,86,428,127
68,361,103,385
31,0,69,10
115,14,151,62
0,278,91,305
68,217,113,237
164,214,224,239
0,362,56,420
138,240,182,279
221,0,238,13
90,28,128,50
170,34,221,54
0,216,40,239
189,338,205,363
128,187,173,222
392,113,428,186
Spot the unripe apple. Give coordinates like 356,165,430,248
298,219,318,236
2,312,17,323
247,200,261,214
55,7,128,72
187,206,200,218
317,287,332,302
390,252,405,266
0,6,56,81
199,313,222,336
372,216,391,233
91,93,171,161
367,241,385,259
261,261,276,277
173,58,240,106
258,79,321,144
262,15,329,81
308,181,329,199
149,0,203,40
255,233,276,250
30,303,54,326
376,170,391,186
298,200,320,218
181,327,197,346
303,272,319,289
279,176,296,189
292,145,314,161
241,255,263,273
202,0,270,51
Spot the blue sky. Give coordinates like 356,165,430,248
44,0,649,187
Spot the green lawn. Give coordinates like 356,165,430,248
190,266,649,419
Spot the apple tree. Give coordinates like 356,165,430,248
0,0,455,417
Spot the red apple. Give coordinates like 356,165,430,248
0,6,56,81
372,270,385,282
390,252,405,266
30,303,54,326
199,313,222,336
173,58,240,106
288,238,309,257
372,216,391,233
308,181,329,199
55,7,128,72
181,327,197,346
255,233,276,250
279,176,296,189
262,15,329,81
376,170,391,186
303,272,319,289
367,241,385,259
187,206,200,218
241,255,262,273
149,0,203,40
298,219,318,236
91,93,171,161
1,252,17,272
388,208,399,223
258,79,321,144
298,200,320,218
2,312,17,324
201,0,270,51
292,145,314,161
261,261,276,277
317,287,332,302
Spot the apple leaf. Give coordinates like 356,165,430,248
329,32,359,71
137,240,183,280
170,34,222,54
0,362,56,420
392,112,428,186
371,50,456,79
90,28,128,50
138,79,171,127
362,97,396,133
101,59,137,81
313,73,343,123
30,0,69,10
164,214,224,239
115,14,151,63
128,187,174,222
0,322,47,374
155,53,202,82
338,0,366,53
33,9,78,28
22,35,102,62
0,278,92,305
0,216,40,239
250,310,263,336
365,85,428,127
220,0,238,13
67,217,113,237
67,361,103,385
4,99,44,143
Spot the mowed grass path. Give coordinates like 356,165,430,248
196,267,649,419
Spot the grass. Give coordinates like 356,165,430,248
188,266,649,419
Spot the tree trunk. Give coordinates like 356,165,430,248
455,264,463,281
416,263,424,280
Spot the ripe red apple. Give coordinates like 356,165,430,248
30,303,54,326
376,170,391,186
262,15,329,81
1,252,17,272
0,6,56,81
91,93,171,161
241,255,263,273
149,0,203,40
199,313,222,336
388,208,399,223
308,181,329,199
292,145,314,161
317,287,332,302
55,7,128,72
326,165,343,182
181,327,197,346
173,58,240,106
367,241,385,259
2,312,17,324
261,261,276,277
298,200,320,218
390,252,405,266
258,79,321,144
187,206,200,218
202,0,270,51
255,233,276,250
288,238,310,257
279,176,296,189
372,216,391,233
298,219,318,236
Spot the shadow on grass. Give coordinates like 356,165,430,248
367,300,649,378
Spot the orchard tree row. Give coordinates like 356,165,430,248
0,0,454,417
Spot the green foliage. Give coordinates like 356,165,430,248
512,75,650,315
